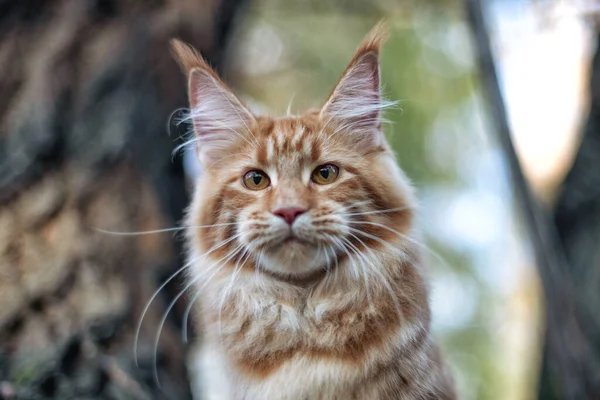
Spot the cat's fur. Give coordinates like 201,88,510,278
172,23,456,400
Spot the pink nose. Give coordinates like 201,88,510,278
273,207,306,225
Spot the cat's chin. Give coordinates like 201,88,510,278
257,239,329,278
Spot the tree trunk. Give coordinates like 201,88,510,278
0,1,243,399
466,1,596,398
539,30,600,400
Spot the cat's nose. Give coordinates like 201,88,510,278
273,207,307,225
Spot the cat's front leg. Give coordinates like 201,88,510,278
194,343,233,400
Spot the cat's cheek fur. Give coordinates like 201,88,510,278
375,153,417,211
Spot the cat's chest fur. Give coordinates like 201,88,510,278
195,258,437,400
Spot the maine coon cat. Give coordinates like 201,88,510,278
171,22,456,399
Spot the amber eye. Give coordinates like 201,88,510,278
243,170,270,190
311,164,339,185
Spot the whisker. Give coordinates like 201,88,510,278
218,250,250,336
94,222,238,236
323,244,341,289
340,206,410,217
350,220,451,270
332,244,340,283
322,235,341,285
323,244,332,272
182,289,200,344
152,242,244,387
180,236,244,344
347,226,405,256
310,243,323,268
339,236,373,308
286,92,296,116
194,245,246,296
134,255,199,366
254,249,265,288
183,245,248,343
345,232,402,317
335,199,373,213
321,245,332,286
136,233,241,360
328,235,359,280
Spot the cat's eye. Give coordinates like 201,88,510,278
311,164,339,185
243,170,270,190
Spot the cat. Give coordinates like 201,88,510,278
171,22,456,400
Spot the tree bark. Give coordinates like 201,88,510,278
466,1,594,398
0,1,243,399
539,30,600,400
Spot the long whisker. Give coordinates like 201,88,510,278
335,199,373,214
182,289,200,344
350,220,450,269
339,236,373,308
181,235,245,343
94,222,238,236
321,245,335,288
345,232,402,317
184,245,246,340
254,249,265,288
218,250,250,336
340,206,410,217
322,235,341,285
323,245,332,272
310,242,323,268
134,254,201,366
328,235,359,280
152,242,244,387
346,226,405,257
332,243,340,283
286,92,296,116
135,233,241,362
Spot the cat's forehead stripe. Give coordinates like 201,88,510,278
266,136,275,163
275,119,294,153
302,138,312,159
290,124,305,150
254,118,319,165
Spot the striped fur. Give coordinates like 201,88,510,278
173,22,456,399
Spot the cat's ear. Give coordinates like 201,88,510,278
171,39,255,167
320,22,391,148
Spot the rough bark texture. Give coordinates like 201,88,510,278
0,1,242,399
539,30,600,400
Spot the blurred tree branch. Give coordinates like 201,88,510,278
465,0,594,398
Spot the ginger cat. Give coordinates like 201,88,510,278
172,23,456,400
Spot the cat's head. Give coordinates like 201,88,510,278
173,23,415,280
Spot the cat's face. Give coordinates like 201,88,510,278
193,114,413,278
174,25,414,279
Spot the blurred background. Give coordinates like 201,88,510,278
1,0,599,399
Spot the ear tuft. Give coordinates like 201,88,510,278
355,20,389,57
171,40,255,167
320,21,393,148
170,39,212,75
